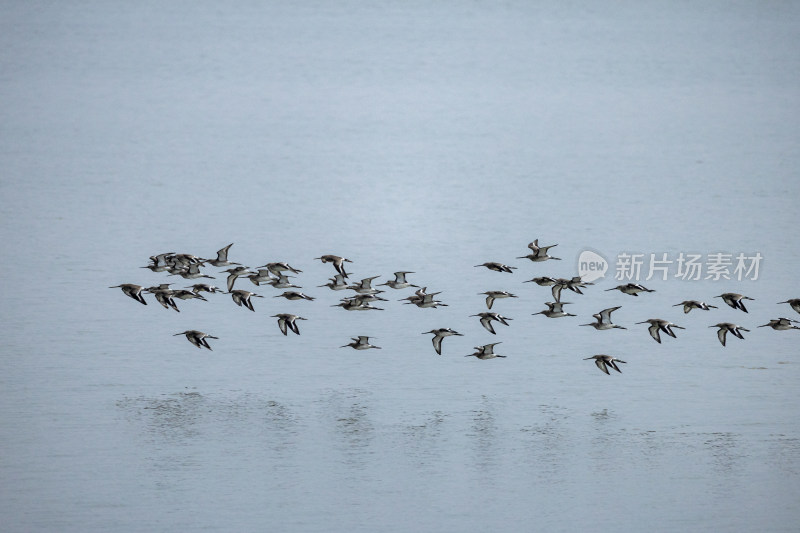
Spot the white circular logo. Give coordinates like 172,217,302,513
577,250,608,283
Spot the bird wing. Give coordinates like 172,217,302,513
479,316,497,334
277,317,288,336
595,359,610,375
551,284,563,302
648,324,662,343
217,243,233,261
729,327,745,340
717,327,727,346
599,306,620,323
431,335,443,355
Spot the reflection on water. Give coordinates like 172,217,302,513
401,410,449,474
704,432,741,474
520,404,573,481
117,390,207,445
767,435,800,476
468,396,497,472
112,387,800,531
317,388,375,468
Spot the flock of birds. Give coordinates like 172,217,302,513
110,241,800,375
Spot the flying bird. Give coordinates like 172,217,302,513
710,323,750,346
479,290,517,309
673,300,717,314
758,318,800,331
580,306,625,330
715,293,754,313
584,354,626,375
341,336,381,350
272,314,306,335
466,342,506,360
605,283,655,296
470,312,512,334
110,284,147,305
174,330,218,350
635,319,685,344
474,262,517,273
422,328,463,355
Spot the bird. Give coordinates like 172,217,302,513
584,354,626,375
260,262,302,275
109,284,147,305
265,273,301,289
171,263,215,280
409,291,447,308
550,278,591,302
272,314,306,335
479,291,517,309
400,287,446,308
758,318,800,331
165,263,188,275
605,283,655,296
332,299,384,311
273,291,315,301
523,276,559,286
673,300,718,314
228,290,263,311
465,342,506,360
422,328,463,355
470,312,512,334
399,287,430,303
777,299,800,315
169,253,203,267
147,288,180,312
246,269,276,286
635,318,685,343
557,276,592,296
174,330,218,350
715,293,754,313
170,289,207,301
315,255,353,278
346,276,381,294
580,306,626,330
378,271,418,289
318,273,349,291
147,252,175,267
341,336,381,350
186,283,223,294
710,323,750,346
342,293,387,305
222,266,254,292
202,243,239,267
140,262,169,273
474,262,517,273
518,239,560,262
532,301,575,318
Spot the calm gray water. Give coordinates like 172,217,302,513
2,1,799,531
